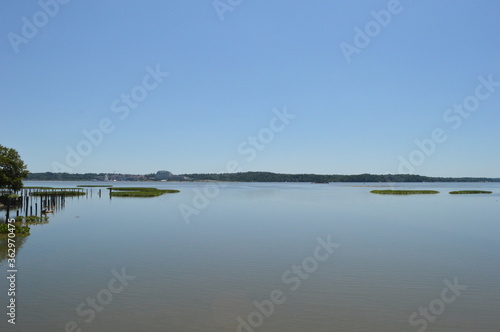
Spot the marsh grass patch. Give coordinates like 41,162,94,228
109,187,179,197
449,190,492,195
370,190,440,195
31,190,85,197
77,185,113,188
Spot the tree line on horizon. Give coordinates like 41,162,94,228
25,171,500,183
182,172,500,183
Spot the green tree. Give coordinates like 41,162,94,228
0,145,29,192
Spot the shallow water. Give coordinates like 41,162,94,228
1,181,499,331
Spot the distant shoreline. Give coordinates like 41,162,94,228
26,172,500,183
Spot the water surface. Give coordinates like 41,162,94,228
1,182,499,331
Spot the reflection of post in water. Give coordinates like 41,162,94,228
11,188,78,218
1,187,107,263
3,187,109,221
0,194,22,223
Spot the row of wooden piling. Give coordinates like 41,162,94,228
2,188,105,222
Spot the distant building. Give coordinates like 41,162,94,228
155,171,173,181
154,170,190,181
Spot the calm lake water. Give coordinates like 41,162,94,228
1,181,499,332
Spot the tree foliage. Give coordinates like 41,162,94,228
0,145,29,192
25,171,500,183
182,172,500,183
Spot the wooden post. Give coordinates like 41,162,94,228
6,198,10,221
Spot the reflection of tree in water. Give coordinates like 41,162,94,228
0,188,63,264
0,215,49,264
0,187,102,264
0,233,28,264
1,188,76,221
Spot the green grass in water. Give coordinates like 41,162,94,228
77,185,113,188
0,194,20,199
110,187,165,192
0,223,30,235
370,190,439,195
15,215,49,224
109,187,180,197
449,190,492,194
31,191,85,197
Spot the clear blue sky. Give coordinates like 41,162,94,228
1,0,499,177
